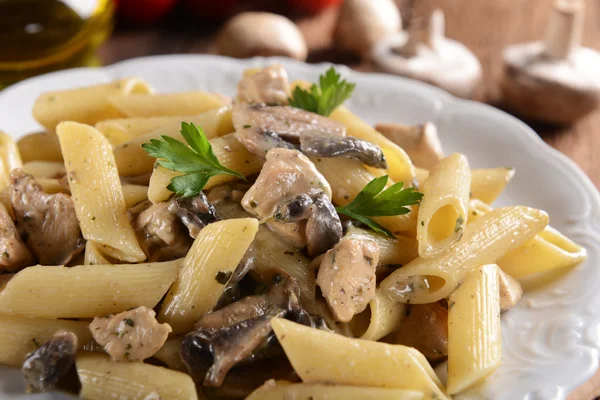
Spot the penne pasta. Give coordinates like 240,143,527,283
447,264,501,395
0,315,93,367
271,318,449,400
77,352,199,400
0,261,181,318
33,78,153,131
22,161,65,179
470,167,515,204
17,132,63,163
152,336,187,372
359,290,405,341
417,153,471,258
345,225,418,266
108,91,227,118
57,121,146,262
158,218,259,334
83,241,111,265
247,380,425,400
0,131,23,190
380,206,548,304
122,184,149,208
36,178,69,194
467,199,493,224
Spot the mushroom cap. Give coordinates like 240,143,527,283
216,12,308,61
334,0,401,57
371,32,482,99
502,41,600,124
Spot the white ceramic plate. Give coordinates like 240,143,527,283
0,55,599,400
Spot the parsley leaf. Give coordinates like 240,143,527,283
142,122,246,197
336,175,423,237
289,67,356,116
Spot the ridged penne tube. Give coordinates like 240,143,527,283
312,156,417,235
467,199,493,224
36,178,69,194
417,153,471,258
108,91,226,118
17,132,63,163
122,184,149,208
345,225,418,266
0,261,181,318
114,106,235,176
415,167,430,186
57,122,146,262
470,167,515,204
97,105,234,146
0,315,93,367
77,353,199,400
247,381,424,400
153,336,187,372
498,226,587,278
329,105,416,185
22,161,65,179
84,241,111,265
33,77,153,131
0,131,23,190
148,134,264,204
447,264,501,395
158,218,259,334
380,206,549,304
271,319,449,400
360,290,405,341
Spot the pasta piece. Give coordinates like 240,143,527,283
77,353,199,400
0,131,23,185
345,223,418,265
158,218,259,334
122,184,149,209
108,91,226,118
17,132,63,163
57,122,146,262
467,199,493,224
33,78,153,131
84,241,111,265
415,167,430,186
271,318,449,400
498,226,587,278
417,153,471,258
96,105,234,146
22,161,65,179
380,206,548,304
247,380,424,400
470,167,515,204
36,178,69,194
359,290,405,341
0,261,181,318
152,336,187,372
148,134,263,204
114,106,235,176
0,315,92,367
447,264,501,395
312,156,417,235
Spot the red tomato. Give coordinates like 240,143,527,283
289,0,342,14
116,0,178,24
183,0,238,19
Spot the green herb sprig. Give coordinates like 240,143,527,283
336,175,423,237
142,122,246,197
289,67,356,116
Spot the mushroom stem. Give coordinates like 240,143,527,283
423,9,445,50
543,0,584,60
398,9,445,57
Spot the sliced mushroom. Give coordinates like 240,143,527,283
21,330,77,392
272,194,314,222
167,192,219,238
375,122,444,169
498,268,523,311
89,306,172,362
317,238,380,322
0,202,34,272
237,65,291,105
232,103,346,158
10,169,83,265
305,193,343,257
300,131,388,169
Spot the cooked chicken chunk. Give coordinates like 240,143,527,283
232,103,346,157
498,268,523,311
89,306,172,362
237,65,291,105
10,169,83,265
0,202,34,272
389,302,448,363
375,122,444,169
21,330,77,392
317,238,380,322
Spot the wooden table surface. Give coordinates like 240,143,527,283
98,1,600,398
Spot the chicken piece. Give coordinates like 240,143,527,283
89,306,172,362
498,268,523,311
10,169,83,265
389,302,448,363
375,122,444,169
21,330,77,392
232,103,346,157
317,238,380,322
0,202,34,272
237,65,291,105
